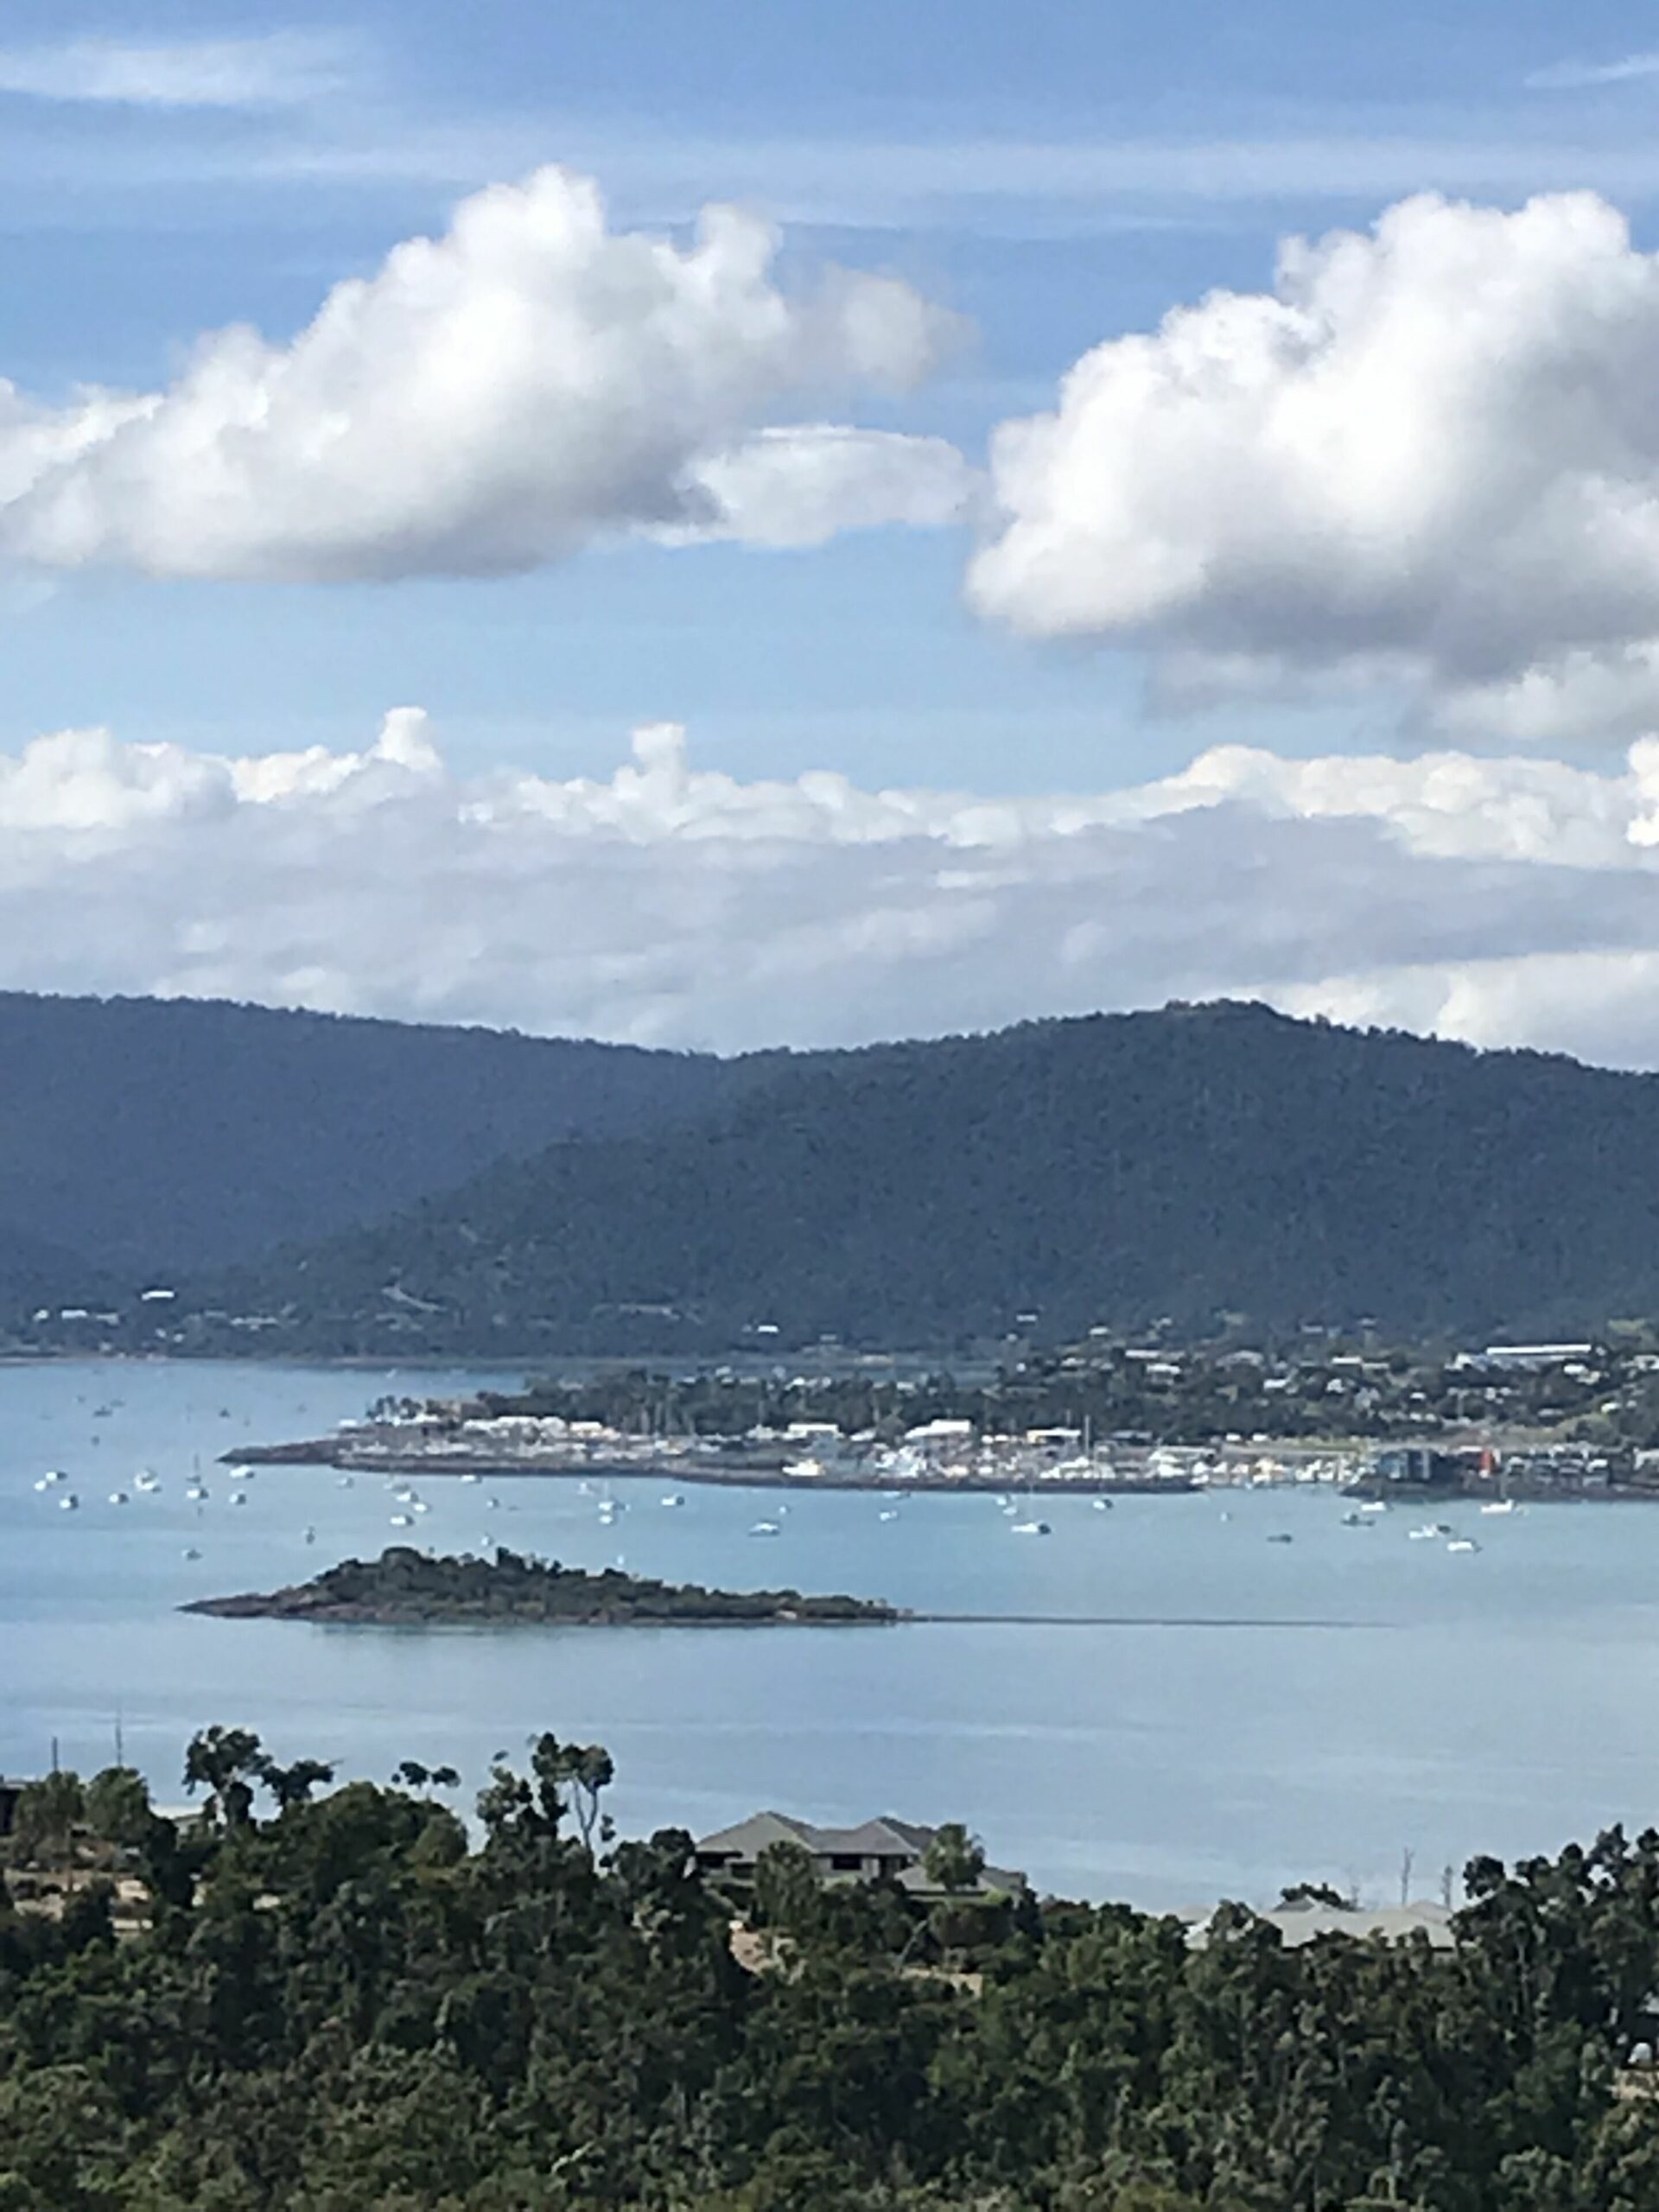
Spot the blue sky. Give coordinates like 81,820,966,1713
12,4,1659,1065
3,0,1656,787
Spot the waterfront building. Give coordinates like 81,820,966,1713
1478,1343,1597,1372
1370,1444,1459,1488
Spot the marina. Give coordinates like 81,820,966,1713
238,1414,1353,1494
8,1358,1659,1905
237,1389,1659,1503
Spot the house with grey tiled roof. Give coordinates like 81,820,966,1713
1181,1898,1455,1951
694,1811,1026,1896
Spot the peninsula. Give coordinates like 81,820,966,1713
182,1545,905,1627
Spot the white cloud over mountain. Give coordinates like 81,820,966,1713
9,710,1659,1070
0,167,966,580
969,191,1659,742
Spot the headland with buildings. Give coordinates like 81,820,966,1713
231,1335,1659,1503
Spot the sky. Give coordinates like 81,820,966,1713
10,2,1659,1059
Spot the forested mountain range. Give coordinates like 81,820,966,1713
0,991,754,1299
196,1000,1659,1352
14,990,1659,1351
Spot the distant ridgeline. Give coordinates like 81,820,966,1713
0,988,762,1299
183,1547,903,1627
14,994,1659,1351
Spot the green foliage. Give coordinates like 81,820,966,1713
181,1728,267,1829
435,1332,1659,1459
0,988,752,1312
257,1758,336,1815
391,1761,461,1793
10,1770,85,1866
752,1841,823,1938
188,1547,899,1627
5,1734,1659,2208
921,1822,985,1894
82,1769,152,1852
189,1002,1659,1351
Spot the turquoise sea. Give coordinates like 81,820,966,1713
3,1358,1658,1908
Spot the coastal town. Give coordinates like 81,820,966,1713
234,1334,1659,1503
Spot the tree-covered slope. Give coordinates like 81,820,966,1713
9,1728,1659,2209
219,1001,1659,1347
0,1217,118,1308
0,990,753,1281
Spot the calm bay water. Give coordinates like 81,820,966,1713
4,1359,1659,1907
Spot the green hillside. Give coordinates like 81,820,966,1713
0,989,753,1287
200,1002,1659,1351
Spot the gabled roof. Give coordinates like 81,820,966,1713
696,1810,1027,1892
696,1811,930,1859
695,1810,817,1859
872,1816,938,1853
807,1818,934,1857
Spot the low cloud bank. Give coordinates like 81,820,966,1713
8,710,1659,1067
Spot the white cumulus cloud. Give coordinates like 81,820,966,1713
0,167,966,580
7,710,1659,1071
969,190,1659,743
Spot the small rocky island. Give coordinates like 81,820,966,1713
184,1545,905,1628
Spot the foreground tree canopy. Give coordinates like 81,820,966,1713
3,1731,1659,2209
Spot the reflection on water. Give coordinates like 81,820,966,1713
4,1358,1659,1905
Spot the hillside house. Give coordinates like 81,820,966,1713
695,1811,1026,1897
1181,1898,1455,1951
